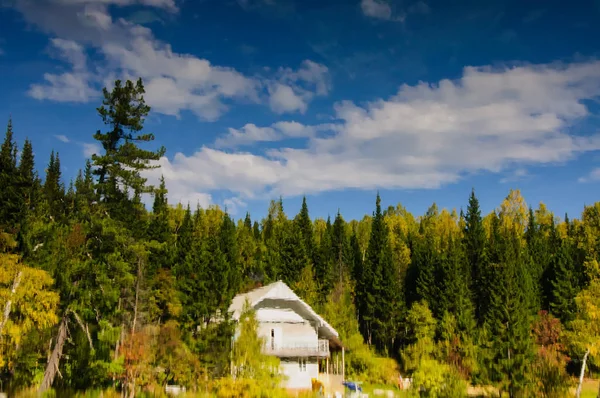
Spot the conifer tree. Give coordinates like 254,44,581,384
44,151,65,219
463,189,487,323
484,224,535,397
149,176,170,243
244,212,252,231
220,212,241,299
295,196,315,260
331,211,352,285
0,119,20,230
92,78,166,215
550,238,579,324
358,193,401,353
18,139,39,213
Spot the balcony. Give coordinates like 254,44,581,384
263,339,330,358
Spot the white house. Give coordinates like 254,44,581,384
228,281,345,392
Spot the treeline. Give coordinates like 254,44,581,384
1,78,599,397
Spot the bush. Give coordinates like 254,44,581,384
410,359,467,398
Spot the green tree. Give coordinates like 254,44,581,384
0,119,20,232
43,150,65,219
549,238,579,324
463,189,488,324
92,78,165,214
483,226,535,397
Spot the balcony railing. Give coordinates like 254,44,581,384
263,339,330,357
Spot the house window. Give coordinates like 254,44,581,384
271,329,275,350
298,358,306,371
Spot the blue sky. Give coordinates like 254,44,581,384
1,0,600,221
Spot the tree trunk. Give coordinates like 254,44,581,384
0,270,22,339
39,314,69,393
132,258,142,336
576,348,590,398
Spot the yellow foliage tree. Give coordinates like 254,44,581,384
498,189,528,238
0,249,60,371
567,261,600,398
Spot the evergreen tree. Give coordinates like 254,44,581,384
549,238,579,324
358,193,401,353
220,212,241,299
411,232,439,313
43,151,65,219
92,78,166,216
252,220,261,240
438,236,476,333
331,211,352,285
149,176,170,243
295,196,315,260
0,118,20,230
484,224,535,397
463,189,487,323
18,139,40,213
244,212,252,231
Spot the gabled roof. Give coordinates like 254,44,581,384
228,281,343,348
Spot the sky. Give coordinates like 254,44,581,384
1,0,600,222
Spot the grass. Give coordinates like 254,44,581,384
578,379,598,398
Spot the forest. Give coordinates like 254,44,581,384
1,78,599,398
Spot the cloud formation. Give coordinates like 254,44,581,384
147,60,600,206
14,0,329,120
28,38,97,102
215,121,335,148
578,168,600,183
361,0,392,20
54,134,70,142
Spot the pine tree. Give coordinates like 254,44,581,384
44,151,65,219
463,189,487,324
331,211,351,285
0,118,20,230
438,236,476,333
412,232,439,313
220,212,241,299
18,139,40,213
252,220,261,240
358,193,401,353
92,78,166,214
550,238,579,324
279,221,309,285
244,212,252,232
484,224,535,397
149,176,170,244
295,196,315,260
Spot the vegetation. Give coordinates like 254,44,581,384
1,78,600,397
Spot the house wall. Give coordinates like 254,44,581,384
257,321,317,349
254,308,318,350
280,358,318,390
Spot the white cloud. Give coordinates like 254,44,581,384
55,134,70,142
267,60,331,114
82,142,101,157
28,38,97,102
223,196,247,215
408,1,430,14
215,120,335,148
500,168,529,183
268,83,307,114
361,0,392,20
15,0,328,119
54,0,178,12
146,60,600,205
578,168,600,183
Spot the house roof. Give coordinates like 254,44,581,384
228,281,343,349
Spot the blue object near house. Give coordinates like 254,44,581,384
343,381,363,392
